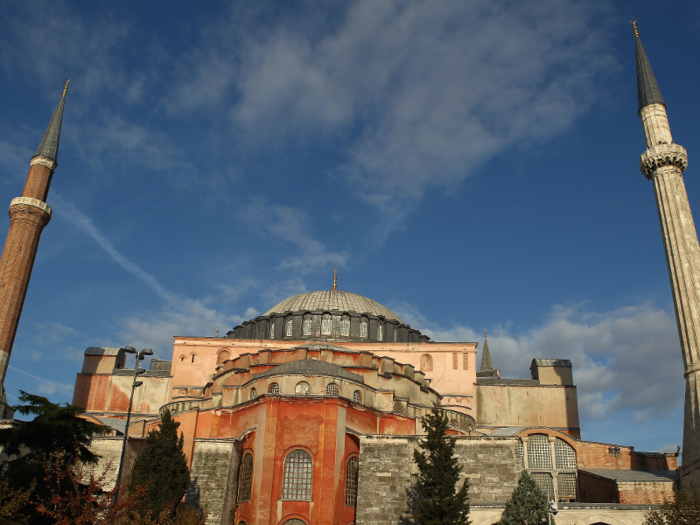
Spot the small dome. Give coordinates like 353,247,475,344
264,290,403,323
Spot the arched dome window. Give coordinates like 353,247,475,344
270,323,275,340
345,456,359,507
360,321,367,338
269,383,280,394
303,317,312,336
341,317,350,336
250,388,257,400
326,383,339,396
353,390,362,404
449,420,458,428
321,315,331,335
420,354,433,372
286,319,294,337
282,450,313,500
377,324,383,341
295,382,310,395
237,452,253,502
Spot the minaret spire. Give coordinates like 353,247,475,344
332,269,337,291
480,330,493,372
0,83,68,407
633,25,700,488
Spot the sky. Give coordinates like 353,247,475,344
0,0,698,455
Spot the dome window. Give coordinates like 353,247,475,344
270,323,275,340
295,381,311,395
250,388,257,400
340,318,350,336
303,317,312,336
377,324,383,341
321,315,331,335
353,390,362,404
286,319,293,337
326,383,339,396
360,321,367,338
268,383,280,394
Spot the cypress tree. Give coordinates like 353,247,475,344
499,471,554,525
129,409,190,516
412,404,470,525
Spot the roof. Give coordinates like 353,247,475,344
264,290,403,322
84,347,122,356
34,91,67,162
531,359,571,368
580,469,678,483
480,333,493,372
635,34,665,114
253,358,364,384
97,417,127,434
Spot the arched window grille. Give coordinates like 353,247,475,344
345,456,359,507
286,319,294,337
270,323,275,340
527,435,552,469
282,450,313,500
420,354,433,372
269,383,280,394
237,452,254,502
321,315,331,335
523,435,578,502
555,438,577,469
326,383,339,396
303,318,312,335
295,382,310,395
341,318,350,336
360,321,367,338
353,390,362,404
250,388,257,400
377,324,383,341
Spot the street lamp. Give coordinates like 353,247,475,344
113,346,153,503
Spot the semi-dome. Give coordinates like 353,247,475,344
264,290,403,323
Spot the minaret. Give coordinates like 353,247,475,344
480,330,493,372
0,82,68,397
634,24,700,486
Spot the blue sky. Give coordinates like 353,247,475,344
1,0,698,455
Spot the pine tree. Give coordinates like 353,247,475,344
499,471,553,525
412,404,470,525
129,409,190,517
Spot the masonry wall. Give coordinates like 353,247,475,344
87,436,145,491
617,481,675,504
355,435,521,525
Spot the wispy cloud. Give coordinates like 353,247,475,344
393,301,682,422
240,199,348,274
8,365,73,396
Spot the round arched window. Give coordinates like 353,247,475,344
269,383,280,394
295,382,310,395
420,354,433,372
326,383,339,396
353,390,362,404
282,450,313,500
250,388,257,400
282,520,306,525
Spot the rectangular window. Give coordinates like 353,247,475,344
377,325,383,341
463,353,468,370
286,320,293,337
321,317,331,335
341,318,350,336
453,353,458,369
360,322,367,338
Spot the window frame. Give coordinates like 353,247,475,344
237,451,254,502
281,449,314,501
345,455,359,507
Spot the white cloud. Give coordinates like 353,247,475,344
240,199,348,274
170,0,616,209
8,365,73,397
393,301,683,422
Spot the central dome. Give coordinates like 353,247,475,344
264,290,403,323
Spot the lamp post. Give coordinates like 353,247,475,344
113,346,153,503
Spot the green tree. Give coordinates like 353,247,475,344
411,404,470,525
129,409,190,517
644,484,700,524
499,471,553,525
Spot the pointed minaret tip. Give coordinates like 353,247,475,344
332,269,338,291
480,329,494,372
33,81,69,163
634,22,665,115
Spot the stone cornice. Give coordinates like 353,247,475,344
29,155,57,171
10,197,52,217
639,143,688,179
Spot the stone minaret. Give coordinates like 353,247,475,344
0,83,68,398
634,25,700,486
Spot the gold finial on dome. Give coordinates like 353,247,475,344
632,20,639,38
62,79,70,97
332,269,338,291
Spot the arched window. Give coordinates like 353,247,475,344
449,420,458,428
523,434,577,502
286,319,294,337
554,438,577,469
282,520,306,525
321,315,331,335
270,323,275,340
353,390,362,404
217,350,230,365
360,321,367,338
295,382,310,395
269,383,280,394
345,456,359,506
303,317,312,335
326,383,339,396
527,434,552,469
179,355,185,362
377,324,383,341
341,318,350,336
237,452,253,502
250,388,257,400
282,450,313,500
420,354,433,372
191,354,196,363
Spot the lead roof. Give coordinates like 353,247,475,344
635,34,665,114
34,92,67,162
